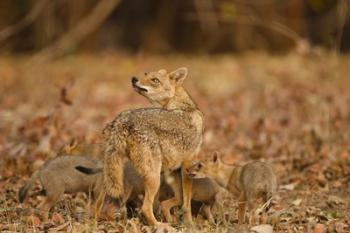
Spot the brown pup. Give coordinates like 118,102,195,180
160,169,222,224
101,67,204,226
19,155,104,220
187,152,277,225
19,156,145,220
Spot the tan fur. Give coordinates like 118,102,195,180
187,152,277,225
103,67,204,225
19,155,147,221
19,155,104,220
160,169,221,224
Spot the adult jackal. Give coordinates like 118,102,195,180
104,67,203,225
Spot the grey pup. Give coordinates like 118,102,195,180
19,155,145,220
19,155,104,220
187,152,278,225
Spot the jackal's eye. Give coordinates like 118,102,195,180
151,78,160,84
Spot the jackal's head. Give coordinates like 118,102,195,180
131,67,188,105
187,151,221,179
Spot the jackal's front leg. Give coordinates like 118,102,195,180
181,166,193,224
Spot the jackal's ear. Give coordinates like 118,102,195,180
169,67,188,85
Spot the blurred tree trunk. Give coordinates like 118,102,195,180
33,0,121,61
0,0,48,45
69,0,98,50
0,1,22,51
229,0,306,51
141,0,180,52
33,0,55,49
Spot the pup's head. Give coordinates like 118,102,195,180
131,67,188,105
186,151,221,179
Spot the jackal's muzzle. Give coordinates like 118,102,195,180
131,77,148,93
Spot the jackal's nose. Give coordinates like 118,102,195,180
131,77,138,85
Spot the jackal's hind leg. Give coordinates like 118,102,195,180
181,165,193,224
104,150,124,198
142,174,161,226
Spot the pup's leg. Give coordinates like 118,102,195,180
202,204,215,224
248,200,257,226
238,192,246,225
41,184,64,221
160,197,181,223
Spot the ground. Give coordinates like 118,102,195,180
0,52,349,232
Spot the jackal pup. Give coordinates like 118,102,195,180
18,155,104,220
102,67,203,225
187,152,277,225
161,169,222,224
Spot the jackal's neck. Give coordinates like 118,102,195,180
213,163,235,188
164,86,198,111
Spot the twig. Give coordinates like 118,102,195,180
49,221,71,232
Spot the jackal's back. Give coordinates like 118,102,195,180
104,107,203,169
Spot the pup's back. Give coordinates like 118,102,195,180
19,155,103,203
239,161,277,203
39,156,103,194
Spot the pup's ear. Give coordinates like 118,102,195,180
169,67,188,85
158,69,167,76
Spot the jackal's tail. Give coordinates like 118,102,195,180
18,170,40,203
104,149,124,198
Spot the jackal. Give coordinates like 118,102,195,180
103,67,204,225
187,152,277,225
18,155,104,220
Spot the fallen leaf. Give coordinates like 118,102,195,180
292,198,302,206
335,221,348,233
52,213,65,224
314,223,325,233
280,183,295,191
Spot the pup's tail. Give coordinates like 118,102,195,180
18,170,40,203
75,166,102,174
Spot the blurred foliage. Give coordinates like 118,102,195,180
0,0,349,53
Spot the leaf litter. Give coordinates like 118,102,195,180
0,52,349,232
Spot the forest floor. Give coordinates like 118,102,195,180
0,52,349,233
